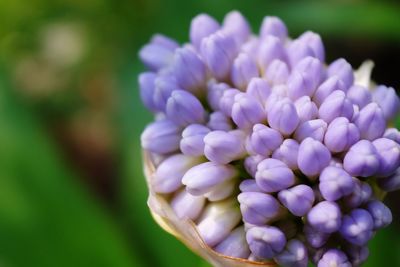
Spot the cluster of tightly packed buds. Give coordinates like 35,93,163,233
138,11,400,267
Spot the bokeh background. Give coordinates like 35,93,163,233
1,0,400,266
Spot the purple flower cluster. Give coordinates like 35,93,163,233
139,11,400,267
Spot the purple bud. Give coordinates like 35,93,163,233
275,239,308,267
298,31,325,62
340,209,374,246
153,75,181,111
219,88,241,116
347,85,372,109
204,178,238,201
272,139,300,170
197,198,241,247
327,58,354,89
355,102,386,140
150,34,179,50
317,249,351,267
204,130,246,164
201,32,238,81
232,93,266,128
366,200,392,230
294,96,318,123
373,85,400,120
384,128,400,144
342,179,372,208
244,156,264,178
265,86,289,112
249,124,283,157
345,244,369,267
268,98,300,136
231,53,259,90
238,192,283,225
373,138,400,177
182,162,238,196
343,140,380,177
287,39,315,68
246,226,287,259
377,168,400,192
260,16,288,41
171,189,206,220
141,120,181,154
180,124,210,156
264,59,290,85
214,226,251,258
294,119,327,143
324,117,360,153
222,11,251,45
207,82,229,111
153,153,203,193
313,76,346,107
256,158,296,193
287,57,324,100
318,90,353,123
139,35,177,71
241,37,259,62
138,72,158,111
190,14,219,50
307,201,342,233
172,47,207,94
319,166,354,201
258,35,288,70
246,77,272,105
304,225,330,248
166,90,205,126
239,179,264,193
207,111,233,131
298,138,331,178
278,185,315,216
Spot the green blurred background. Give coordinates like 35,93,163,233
0,0,400,266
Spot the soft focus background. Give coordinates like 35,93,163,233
1,0,400,266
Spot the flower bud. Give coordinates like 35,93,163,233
172,47,207,94
232,93,266,129
304,225,330,248
219,88,241,116
319,166,354,201
256,158,296,193
138,72,157,111
268,98,300,136
294,96,318,123
180,124,210,156
318,90,353,123
197,198,242,247
345,244,369,267
153,154,203,193
222,11,251,45
207,111,233,131
347,85,372,109
355,102,386,141
153,75,181,111
258,35,287,70
275,239,308,267
204,178,238,201
182,162,238,196
238,192,284,225
272,139,299,170
263,59,290,85
317,249,351,267
246,226,287,259
204,130,246,164
324,117,360,153
231,53,259,90
298,138,331,178
139,34,177,71
241,37,259,62
166,90,206,126
246,77,271,105
278,185,315,216
313,76,346,107
373,138,400,177
373,85,400,120
293,119,327,143
343,140,380,177
249,124,283,157
298,31,325,62
239,179,264,193
287,39,315,68
201,32,238,81
260,16,288,41
327,58,354,89
190,14,219,50
377,168,400,192
366,200,392,230
342,179,372,208
207,82,229,111
214,226,251,258
141,120,181,154
171,188,206,220
307,201,341,233
265,85,289,112
384,128,400,144
339,209,374,246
